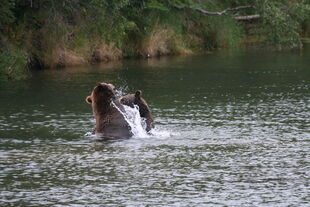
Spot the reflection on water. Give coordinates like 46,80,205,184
0,47,310,206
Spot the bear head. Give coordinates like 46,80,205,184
86,82,116,108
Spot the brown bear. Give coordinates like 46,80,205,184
120,90,155,132
86,82,155,138
86,82,132,138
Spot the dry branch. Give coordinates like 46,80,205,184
234,14,261,21
190,5,256,16
172,4,261,21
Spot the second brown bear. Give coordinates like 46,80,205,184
120,90,155,132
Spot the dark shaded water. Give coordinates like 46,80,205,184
0,47,309,206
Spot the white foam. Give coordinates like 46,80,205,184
112,102,150,138
149,129,176,139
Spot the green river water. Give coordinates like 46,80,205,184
0,47,309,206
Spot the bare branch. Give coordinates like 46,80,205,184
172,4,260,20
190,5,256,16
234,14,261,21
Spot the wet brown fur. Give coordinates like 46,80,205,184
86,83,132,138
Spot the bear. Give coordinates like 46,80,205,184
120,90,155,132
86,82,155,139
86,82,132,138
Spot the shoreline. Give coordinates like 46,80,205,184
1,1,309,80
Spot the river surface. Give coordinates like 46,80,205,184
0,47,309,206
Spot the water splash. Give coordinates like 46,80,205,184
112,87,173,138
85,101,173,139
112,102,149,138
115,86,129,98
122,105,150,138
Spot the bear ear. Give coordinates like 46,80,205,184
86,96,92,104
135,90,142,98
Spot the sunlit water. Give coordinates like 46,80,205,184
0,47,309,206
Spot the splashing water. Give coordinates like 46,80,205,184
122,105,150,138
85,94,173,139
111,101,174,139
112,102,149,138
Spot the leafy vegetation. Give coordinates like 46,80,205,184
0,0,309,80
0,47,28,81
257,0,310,49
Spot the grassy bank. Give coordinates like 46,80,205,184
1,0,309,80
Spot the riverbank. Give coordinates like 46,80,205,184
1,0,309,80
